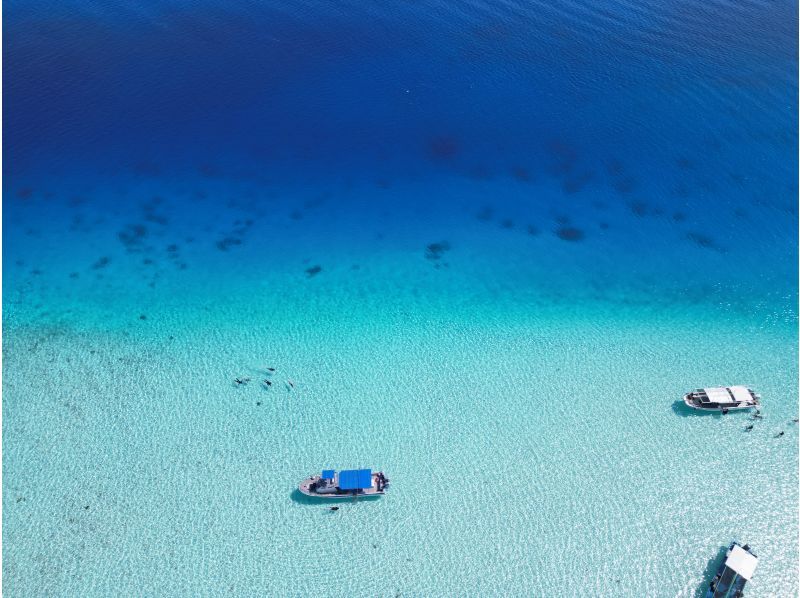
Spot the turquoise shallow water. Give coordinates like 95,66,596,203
3,292,798,596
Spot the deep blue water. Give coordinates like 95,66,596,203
6,0,797,182
3,1,798,596
5,1,798,306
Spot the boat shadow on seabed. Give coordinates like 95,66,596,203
670,401,750,419
693,545,731,598
672,401,714,418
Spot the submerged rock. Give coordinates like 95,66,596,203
556,227,585,241
686,232,721,251
216,237,242,251
91,256,111,270
425,241,451,261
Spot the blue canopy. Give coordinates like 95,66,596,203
338,469,372,490
321,470,335,480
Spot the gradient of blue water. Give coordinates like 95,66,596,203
3,1,798,596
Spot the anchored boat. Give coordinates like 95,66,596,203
683,386,760,413
706,542,758,598
298,469,389,499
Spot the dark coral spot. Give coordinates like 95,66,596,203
139,314,147,320
91,256,111,270
527,225,540,236
562,170,594,194
629,201,648,217
672,212,686,222
118,224,147,249
306,265,322,277
428,136,460,159
144,212,169,226
216,237,242,251
425,241,451,260
556,227,585,241
512,167,532,182
500,219,514,229
686,232,720,250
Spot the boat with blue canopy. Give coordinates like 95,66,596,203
298,469,389,499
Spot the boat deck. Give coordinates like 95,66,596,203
706,543,757,598
710,566,745,598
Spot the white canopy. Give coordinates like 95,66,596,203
704,387,735,404
728,386,754,403
725,545,758,580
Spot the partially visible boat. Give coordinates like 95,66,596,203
683,386,760,412
706,542,758,598
298,469,389,499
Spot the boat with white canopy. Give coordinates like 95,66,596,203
683,386,760,413
705,542,758,598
